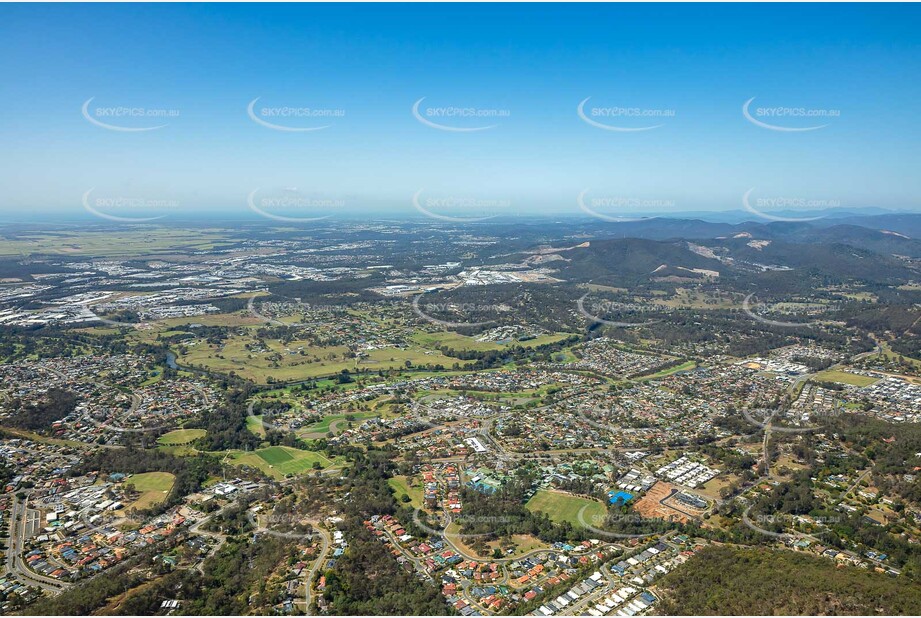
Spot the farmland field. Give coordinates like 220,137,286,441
0,229,233,257
525,489,607,528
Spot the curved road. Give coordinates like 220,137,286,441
6,493,67,592
303,525,330,616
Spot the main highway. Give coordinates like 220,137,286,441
5,493,67,592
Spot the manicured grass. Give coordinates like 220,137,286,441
301,411,378,436
388,475,424,509
812,369,879,387
226,446,342,479
584,284,628,293
129,471,176,492
157,428,206,445
122,472,175,511
525,490,607,528
257,445,295,465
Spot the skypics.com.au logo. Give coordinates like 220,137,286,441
576,509,673,541
742,188,838,223
577,97,675,132
741,293,824,329
412,97,509,132
742,97,840,132
412,295,510,328
246,295,348,329
82,189,179,223
82,98,179,132
742,507,841,542
247,97,345,132
412,190,512,223
577,190,672,222
247,188,344,223
576,293,660,328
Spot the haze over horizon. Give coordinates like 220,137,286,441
1,3,920,223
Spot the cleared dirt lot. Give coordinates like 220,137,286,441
633,481,697,524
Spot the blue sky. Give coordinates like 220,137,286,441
1,3,919,221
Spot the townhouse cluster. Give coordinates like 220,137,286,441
860,376,921,421
654,456,718,489
610,538,696,587
788,382,840,425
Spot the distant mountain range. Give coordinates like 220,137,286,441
535,216,921,287
625,206,898,224
555,214,921,256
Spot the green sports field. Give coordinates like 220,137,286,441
525,489,607,528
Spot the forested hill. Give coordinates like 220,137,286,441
657,545,921,615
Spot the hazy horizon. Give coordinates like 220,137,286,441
2,3,920,224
